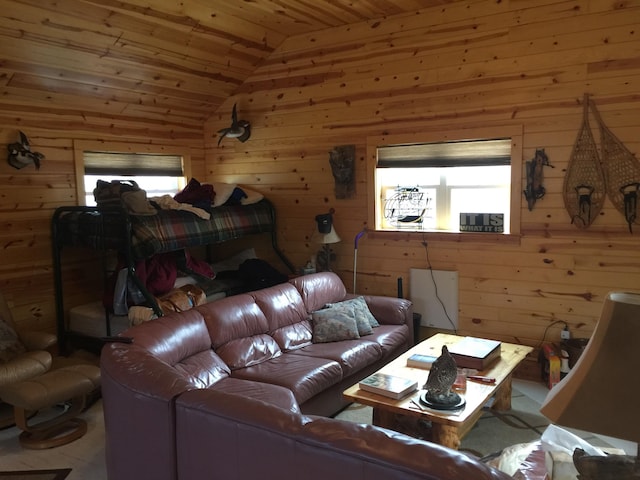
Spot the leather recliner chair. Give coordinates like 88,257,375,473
0,291,57,427
0,292,101,449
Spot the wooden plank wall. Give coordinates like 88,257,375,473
205,0,640,356
0,0,209,333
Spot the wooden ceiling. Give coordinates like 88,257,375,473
1,0,451,124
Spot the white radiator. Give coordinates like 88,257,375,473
409,268,458,330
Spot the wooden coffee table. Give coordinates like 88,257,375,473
343,333,533,450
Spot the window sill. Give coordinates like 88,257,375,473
366,230,522,245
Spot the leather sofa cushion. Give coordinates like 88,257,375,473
173,349,230,388
231,353,342,404
197,293,284,369
197,293,269,348
290,272,347,313
290,339,382,377
366,324,411,357
251,283,312,350
211,377,300,413
269,320,312,352
122,309,214,366
216,334,282,370
119,309,231,388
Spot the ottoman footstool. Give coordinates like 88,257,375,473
0,364,101,449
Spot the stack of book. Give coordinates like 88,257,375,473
406,353,438,369
358,373,418,399
448,336,502,370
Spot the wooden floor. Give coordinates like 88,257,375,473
0,401,106,479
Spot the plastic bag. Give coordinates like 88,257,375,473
540,424,605,457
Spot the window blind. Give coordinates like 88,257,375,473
83,151,184,176
377,138,512,168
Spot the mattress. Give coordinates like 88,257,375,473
69,301,131,337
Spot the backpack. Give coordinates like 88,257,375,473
238,259,288,290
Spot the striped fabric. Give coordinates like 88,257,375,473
58,199,275,260
131,200,274,258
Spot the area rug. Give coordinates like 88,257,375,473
0,469,71,480
334,388,552,458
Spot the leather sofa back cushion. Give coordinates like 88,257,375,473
197,294,269,348
251,283,312,350
173,349,231,388
196,294,284,369
290,272,347,313
216,334,282,370
125,309,213,365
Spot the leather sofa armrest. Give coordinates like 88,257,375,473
19,331,57,352
345,293,413,347
345,294,413,345
101,343,198,480
101,343,196,400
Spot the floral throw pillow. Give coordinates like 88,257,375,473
0,314,26,363
326,297,379,334
311,305,360,343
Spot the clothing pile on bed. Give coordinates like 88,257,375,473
93,178,264,218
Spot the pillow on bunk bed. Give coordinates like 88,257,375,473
211,183,264,207
240,187,264,205
212,182,237,207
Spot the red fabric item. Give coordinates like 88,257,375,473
174,178,214,206
135,253,178,295
184,251,215,279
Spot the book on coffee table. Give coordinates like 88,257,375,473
406,353,438,369
448,336,501,370
359,373,418,399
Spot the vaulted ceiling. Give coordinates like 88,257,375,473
1,0,452,123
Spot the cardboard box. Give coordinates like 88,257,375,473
540,343,561,389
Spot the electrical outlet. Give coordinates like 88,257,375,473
561,327,571,340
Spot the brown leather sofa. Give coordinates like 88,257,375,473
101,272,510,480
175,389,511,480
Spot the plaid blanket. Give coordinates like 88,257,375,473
56,199,275,259
131,200,274,258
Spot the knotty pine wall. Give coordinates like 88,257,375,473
205,0,640,363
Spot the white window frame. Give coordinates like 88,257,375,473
367,125,523,241
73,140,192,206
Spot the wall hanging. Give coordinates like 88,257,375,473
563,94,606,228
523,148,553,211
590,98,640,233
7,131,44,170
329,145,355,199
563,94,640,232
216,103,251,146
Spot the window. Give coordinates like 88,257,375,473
73,141,191,206
368,127,522,236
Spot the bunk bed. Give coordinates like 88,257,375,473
51,198,294,351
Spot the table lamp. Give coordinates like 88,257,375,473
318,225,341,272
540,291,640,479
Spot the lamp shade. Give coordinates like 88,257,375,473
320,225,341,245
540,291,640,446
